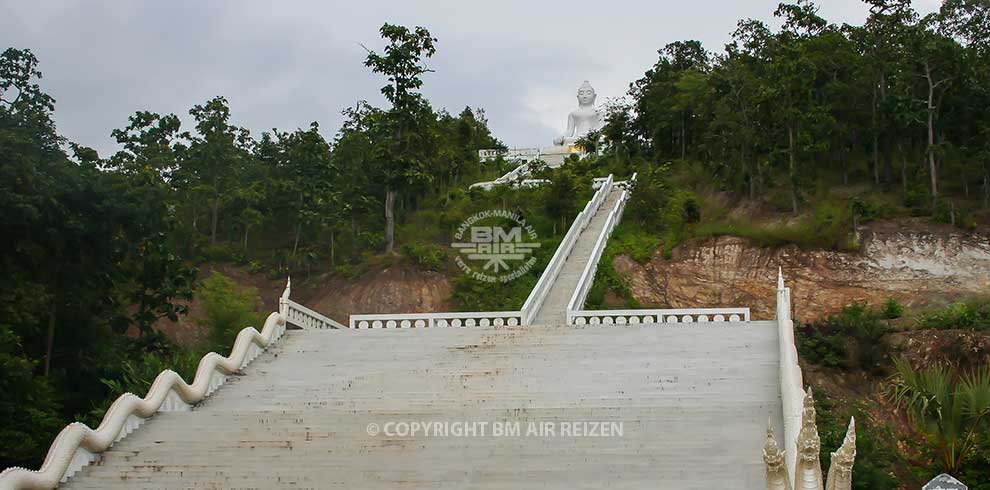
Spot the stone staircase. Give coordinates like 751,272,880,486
533,186,623,325
61,322,783,489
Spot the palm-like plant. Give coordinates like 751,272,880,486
888,356,990,473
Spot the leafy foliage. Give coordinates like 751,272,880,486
197,272,264,352
797,302,893,375
888,357,990,474
917,298,990,331
814,393,900,490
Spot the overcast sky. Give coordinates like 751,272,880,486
3,0,940,157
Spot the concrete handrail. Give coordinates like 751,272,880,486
0,311,288,489
776,269,805,488
569,307,750,325
520,174,614,325
277,278,346,329
283,299,346,329
566,172,635,317
350,311,524,329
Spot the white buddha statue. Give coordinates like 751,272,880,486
554,81,601,147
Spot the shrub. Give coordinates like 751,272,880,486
609,222,660,263
357,231,385,251
797,321,847,368
851,198,883,222
917,299,990,331
889,357,990,475
401,243,447,271
202,243,239,262
814,392,900,490
798,302,893,375
903,185,931,215
197,272,264,351
880,298,904,320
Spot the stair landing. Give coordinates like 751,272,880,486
63,322,782,489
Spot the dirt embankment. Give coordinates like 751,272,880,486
154,263,452,346
156,219,988,345
302,266,453,322
613,220,990,321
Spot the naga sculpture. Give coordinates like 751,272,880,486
825,418,856,490
764,419,792,490
0,289,292,490
795,389,824,490
764,388,857,490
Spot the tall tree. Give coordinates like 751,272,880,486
179,96,254,244
363,23,437,253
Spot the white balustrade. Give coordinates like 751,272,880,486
564,173,753,328
478,147,541,162
775,268,805,488
350,311,524,329
568,307,751,325
278,278,347,329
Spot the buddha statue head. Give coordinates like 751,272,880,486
577,81,597,107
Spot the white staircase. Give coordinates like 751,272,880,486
0,174,814,490
532,186,624,325
60,322,783,489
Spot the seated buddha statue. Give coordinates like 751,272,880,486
553,80,601,147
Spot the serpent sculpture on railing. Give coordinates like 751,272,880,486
0,310,288,490
764,389,856,490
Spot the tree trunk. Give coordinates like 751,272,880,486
210,198,219,245
293,220,302,257
384,187,396,253
898,141,908,193
44,291,57,377
330,231,336,267
841,145,849,185
882,143,893,185
924,60,939,210
983,166,989,209
680,114,686,160
788,125,799,215
871,86,880,186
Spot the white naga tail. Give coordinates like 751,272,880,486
765,388,856,490
0,311,288,490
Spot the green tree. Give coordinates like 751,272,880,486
179,96,254,245
363,23,437,253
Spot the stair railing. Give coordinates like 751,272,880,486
279,278,346,329
775,268,805,488
520,174,613,325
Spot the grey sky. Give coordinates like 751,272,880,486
3,0,940,157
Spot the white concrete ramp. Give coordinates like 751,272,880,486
62,322,782,489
